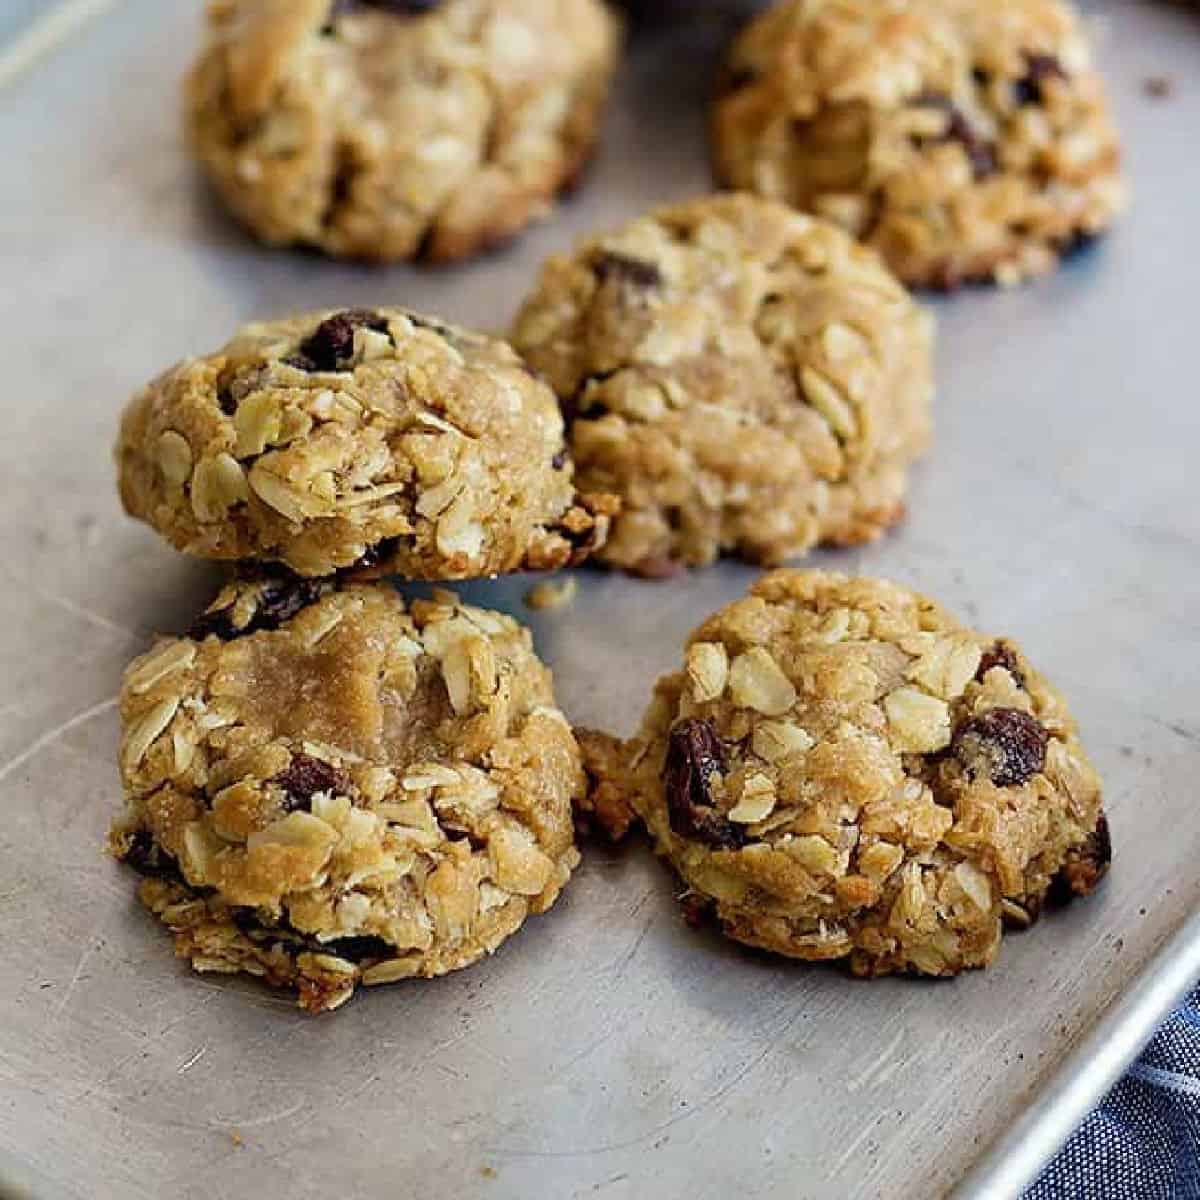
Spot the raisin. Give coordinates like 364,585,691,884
231,907,269,937
952,708,1049,787
551,449,568,471
976,640,1025,687
1014,53,1066,106
681,892,717,929
217,385,238,416
322,934,396,962
229,908,306,950
1047,813,1112,906
290,309,390,372
914,94,997,179
122,830,183,882
188,574,327,641
230,910,392,962
321,144,360,226
272,754,351,812
252,575,328,628
947,117,996,179
662,718,746,850
593,251,663,290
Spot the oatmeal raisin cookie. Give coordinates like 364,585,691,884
116,307,614,578
186,0,621,261
511,194,932,573
108,577,583,1012
712,0,1127,287
618,569,1108,976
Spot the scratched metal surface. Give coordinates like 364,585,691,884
0,3,1197,1198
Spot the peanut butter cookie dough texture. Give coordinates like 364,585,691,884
587,570,1109,977
712,0,1127,288
186,0,621,262
109,578,584,1012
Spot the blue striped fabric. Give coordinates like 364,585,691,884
1028,988,1200,1198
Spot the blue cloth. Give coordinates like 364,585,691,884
1028,989,1200,1198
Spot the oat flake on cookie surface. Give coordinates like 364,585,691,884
606,570,1108,977
108,577,583,1012
186,0,621,262
116,307,615,579
511,194,932,575
712,0,1127,288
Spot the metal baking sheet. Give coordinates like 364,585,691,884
1,2,1197,1197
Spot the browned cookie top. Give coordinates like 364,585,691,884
116,307,614,579
109,580,584,1011
187,0,621,261
512,194,933,573
621,569,1108,977
713,0,1126,287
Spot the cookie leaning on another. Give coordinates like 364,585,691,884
108,579,584,1013
187,0,621,262
116,307,615,579
583,570,1109,978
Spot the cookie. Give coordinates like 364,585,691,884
511,194,932,573
108,578,583,1012
186,0,621,262
712,0,1127,288
116,307,615,578
614,570,1108,977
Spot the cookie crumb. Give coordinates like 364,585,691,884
480,1165,498,1180
1143,75,1173,100
525,576,578,611
575,729,639,841
230,1130,243,1148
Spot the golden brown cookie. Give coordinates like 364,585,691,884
613,570,1108,977
116,307,614,579
187,0,621,261
108,578,583,1012
712,0,1127,287
512,194,932,574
